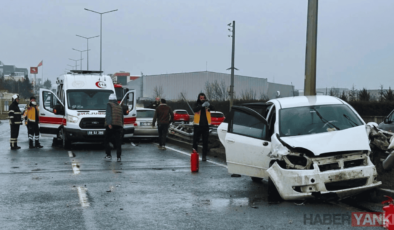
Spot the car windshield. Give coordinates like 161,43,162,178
67,90,113,110
279,104,364,137
137,110,155,118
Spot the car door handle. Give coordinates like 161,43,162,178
40,113,45,116
221,129,227,132
227,139,235,143
263,142,269,146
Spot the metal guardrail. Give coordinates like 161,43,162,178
168,123,218,143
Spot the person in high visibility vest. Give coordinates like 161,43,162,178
192,93,214,161
8,94,23,150
23,96,43,149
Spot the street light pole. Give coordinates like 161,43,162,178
227,21,237,111
69,59,79,70
304,0,318,96
76,35,99,70
84,8,118,72
72,49,88,70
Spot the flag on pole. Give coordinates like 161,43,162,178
37,60,43,67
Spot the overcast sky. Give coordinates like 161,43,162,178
1,0,394,90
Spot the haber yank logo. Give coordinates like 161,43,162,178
95,81,107,88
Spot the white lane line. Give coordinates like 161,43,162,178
68,151,74,158
72,162,80,175
77,186,90,207
165,146,227,168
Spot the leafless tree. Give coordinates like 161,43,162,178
259,90,269,101
204,80,229,101
348,85,358,102
153,86,164,98
329,87,340,97
240,89,256,100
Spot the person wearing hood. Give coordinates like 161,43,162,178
192,93,214,161
104,93,124,162
8,94,23,150
23,96,43,149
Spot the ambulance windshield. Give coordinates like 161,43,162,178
67,90,113,110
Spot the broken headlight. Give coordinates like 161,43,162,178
283,153,313,170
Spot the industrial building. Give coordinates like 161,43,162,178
127,71,296,101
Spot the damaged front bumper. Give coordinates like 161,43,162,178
267,156,381,200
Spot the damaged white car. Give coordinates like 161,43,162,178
218,96,384,200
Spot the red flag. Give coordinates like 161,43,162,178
37,60,43,67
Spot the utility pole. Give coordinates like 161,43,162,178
304,0,318,96
227,21,237,110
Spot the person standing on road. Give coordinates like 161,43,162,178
152,99,174,150
104,94,124,162
193,93,214,161
23,96,43,149
149,97,160,109
8,94,23,150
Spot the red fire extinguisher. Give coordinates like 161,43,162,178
382,196,394,229
191,149,199,173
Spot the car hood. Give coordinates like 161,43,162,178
279,125,370,156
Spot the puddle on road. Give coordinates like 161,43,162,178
77,186,90,207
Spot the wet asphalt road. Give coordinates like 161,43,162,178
0,121,382,229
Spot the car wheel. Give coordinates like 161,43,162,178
251,177,262,183
268,176,282,202
52,137,61,146
62,129,72,149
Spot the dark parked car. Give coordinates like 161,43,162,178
378,110,394,132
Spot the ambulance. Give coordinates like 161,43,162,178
38,70,136,149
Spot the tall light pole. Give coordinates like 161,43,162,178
227,21,237,110
69,59,79,70
72,48,88,70
304,0,318,96
84,8,118,72
76,35,99,70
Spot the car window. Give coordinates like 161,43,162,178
211,113,224,118
137,110,155,118
389,111,394,121
175,110,188,114
231,110,266,139
43,91,62,113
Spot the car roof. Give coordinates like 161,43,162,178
137,108,155,111
269,95,344,109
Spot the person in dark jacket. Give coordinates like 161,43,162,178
152,99,174,150
193,93,214,161
148,97,160,109
104,94,124,162
23,96,43,149
9,94,22,150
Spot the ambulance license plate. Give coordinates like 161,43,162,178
87,131,104,135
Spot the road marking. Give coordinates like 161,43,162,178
72,162,80,175
165,146,227,168
68,151,74,158
77,186,90,207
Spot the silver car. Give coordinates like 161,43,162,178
133,108,159,138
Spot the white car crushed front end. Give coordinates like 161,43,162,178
267,126,381,200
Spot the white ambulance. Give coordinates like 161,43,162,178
38,70,136,149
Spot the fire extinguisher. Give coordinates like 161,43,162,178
191,149,199,173
382,196,394,229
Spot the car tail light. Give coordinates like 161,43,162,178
134,123,138,126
